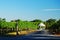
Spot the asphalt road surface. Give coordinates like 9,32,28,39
0,30,60,40
21,30,60,40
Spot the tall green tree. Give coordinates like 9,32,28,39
48,19,60,33
46,19,56,29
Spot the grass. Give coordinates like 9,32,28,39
7,30,36,35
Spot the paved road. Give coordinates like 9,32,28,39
0,30,60,40
21,30,60,40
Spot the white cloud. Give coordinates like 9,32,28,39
43,9,60,11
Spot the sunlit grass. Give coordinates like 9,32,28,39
7,30,36,35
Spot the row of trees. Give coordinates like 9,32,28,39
0,18,15,29
0,18,39,30
45,19,60,34
0,18,60,34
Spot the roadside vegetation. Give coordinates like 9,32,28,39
0,18,41,35
46,19,60,34
0,18,60,35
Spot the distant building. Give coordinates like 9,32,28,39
38,23,45,31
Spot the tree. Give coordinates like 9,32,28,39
46,19,56,24
0,18,2,28
47,19,60,34
31,19,42,22
2,18,6,22
15,19,20,35
56,19,60,33
46,19,56,29
0,18,7,28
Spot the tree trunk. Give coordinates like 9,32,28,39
16,25,18,35
16,22,19,35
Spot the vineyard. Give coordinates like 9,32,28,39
0,18,60,35
0,18,41,32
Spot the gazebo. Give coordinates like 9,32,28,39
38,23,45,31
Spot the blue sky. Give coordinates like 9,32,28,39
0,0,60,21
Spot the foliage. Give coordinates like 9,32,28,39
47,19,60,33
46,19,56,29
0,18,60,33
0,18,38,30
18,21,38,30
30,19,42,22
